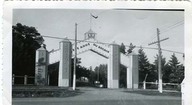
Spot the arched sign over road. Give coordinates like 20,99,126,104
36,29,139,89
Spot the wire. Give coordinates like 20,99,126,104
42,35,183,55
159,20,183,31
139,20,184,46
140,35,157,46
42,35,110,45
161,49,184,55
160,20,184,34
161,23,183,34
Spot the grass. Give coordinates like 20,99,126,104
123,89,181,97
12,86,83,98
12,85,181,98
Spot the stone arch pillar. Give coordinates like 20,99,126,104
35,45,48,86
107,43,120,88
58,39,72,87
127,53,139,89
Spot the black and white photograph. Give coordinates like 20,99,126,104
2,1,192,105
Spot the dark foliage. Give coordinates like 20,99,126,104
120,43,126,54
138,47,151,82
94,64,108,87
12,23,44,77
119,64,127,88
127,43,136,54
168,54,184,83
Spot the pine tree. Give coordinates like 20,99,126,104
168,53,183,83
138,47,150,82
127,43,136,54
162,64,172,83
94,64,107,87
154,55,169,83
120,43,126,54
177,64,184,83
147,64,157,82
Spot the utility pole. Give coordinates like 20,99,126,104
72,23,77,90
157,28,163,93
148,28,169,93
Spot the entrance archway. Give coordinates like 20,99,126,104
35,29,139,89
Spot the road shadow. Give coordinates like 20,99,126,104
122,90,181,97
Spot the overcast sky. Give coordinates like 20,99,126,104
13,9,184,69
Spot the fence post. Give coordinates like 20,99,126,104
143,81,146,90
24,75,27,85
155,80,158,86
12,74,15,85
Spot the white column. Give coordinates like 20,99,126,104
35,45,48,86
58,39,72,87
107,55,111,88
127,67,132,89
127,53,139,89
107,43,120,88
132,54,139,89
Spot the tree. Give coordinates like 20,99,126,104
94,64,107,87
154,55,169,83
48,57,92,86
120,43,126,54
13,23,44,77
127,43,136,54
162,64,172,83
119,64,127,88
71,58,87,79
168,53,184,83
146,64,157,82
99,64,107,87
138,47,151,82
89,67,96,86
177,64,184,83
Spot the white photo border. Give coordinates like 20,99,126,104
3,1,192,105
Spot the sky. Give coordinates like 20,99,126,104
13,9,184,69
